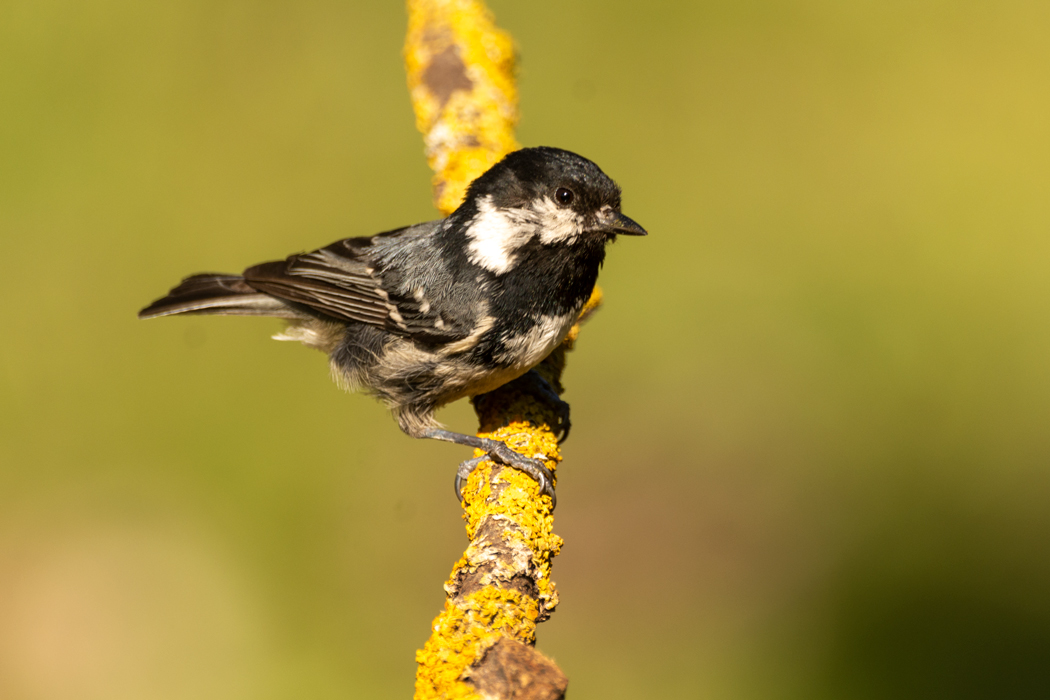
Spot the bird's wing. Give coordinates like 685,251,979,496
243,224,469,342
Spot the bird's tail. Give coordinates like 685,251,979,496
138,273,306,319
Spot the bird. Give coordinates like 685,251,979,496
139,147,646,505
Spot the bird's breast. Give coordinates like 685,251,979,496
493,310,579,370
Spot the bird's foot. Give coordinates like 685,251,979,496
423,428,557,508
517,370,572,443
454,439,556,508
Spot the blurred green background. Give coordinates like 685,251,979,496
3,1,1050,698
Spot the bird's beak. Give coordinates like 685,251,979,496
597,210,647,236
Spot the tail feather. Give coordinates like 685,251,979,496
138,273,306,319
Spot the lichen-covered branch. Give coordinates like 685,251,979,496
405,0,520,217
406,2,595,698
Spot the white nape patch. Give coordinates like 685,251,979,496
532,197,585,245
465,195,536,274
496,312,577,369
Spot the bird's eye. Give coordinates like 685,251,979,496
555,187,575,206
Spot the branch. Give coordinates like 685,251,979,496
405,0,520,217
405,2,598,697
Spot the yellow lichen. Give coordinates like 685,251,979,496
463,422,563,613
415,588,541,699
405,0,520,215
564,286,604,349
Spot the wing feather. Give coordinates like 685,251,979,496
241,226,471,343
244,261,391,326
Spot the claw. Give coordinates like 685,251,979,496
455,455,488,501
519,371,571,443
555,412,571,444
489,441,557,506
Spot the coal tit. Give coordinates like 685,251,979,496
139,147,646,504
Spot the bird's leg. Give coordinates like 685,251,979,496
421,428,556,507
517,370,572,443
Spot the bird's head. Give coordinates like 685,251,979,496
456,147,646,273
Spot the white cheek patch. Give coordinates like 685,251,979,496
532,197,585,245
466,195,536,274
496,312,577,369
465,195,587,273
